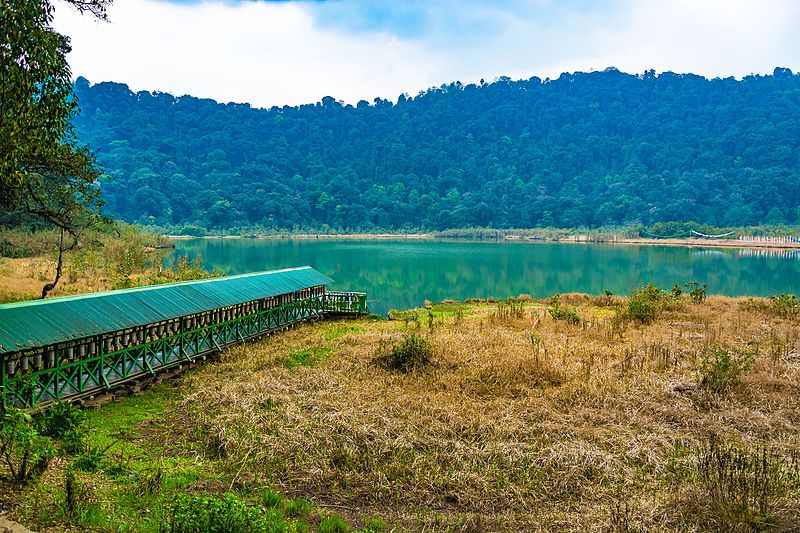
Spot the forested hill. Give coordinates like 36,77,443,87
72,68,800,232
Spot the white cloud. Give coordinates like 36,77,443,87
53,0,800,108
54,0,440,107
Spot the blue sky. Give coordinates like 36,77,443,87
54,0,800,107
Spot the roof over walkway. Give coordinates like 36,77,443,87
0,266,333,354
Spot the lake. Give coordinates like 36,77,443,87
171,239,800,315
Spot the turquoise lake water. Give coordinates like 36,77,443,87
171,239,800,315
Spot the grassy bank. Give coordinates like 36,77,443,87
3,290,799,531
0,225,212,303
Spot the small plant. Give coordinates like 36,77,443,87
59,429,87,456
73,448,104,473
700,344,754,394
770,294,799,319
37,401,86,439
0,406,55,483
671,284,682,299
380,334,433,372
319,514,350,533
62,467,98,521
685,281,707,303
547,294,581,325
285,496,314,518
166,493,268,533
697,438,800,529
37,402,88,455
262,487,284,509
360,516,387,532
627,283,665,324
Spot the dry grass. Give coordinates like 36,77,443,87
169,296,800,530
0,227,207,303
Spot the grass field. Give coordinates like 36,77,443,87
3,292,800,531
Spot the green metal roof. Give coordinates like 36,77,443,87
0,266,333,354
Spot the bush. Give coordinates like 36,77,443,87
685,281,707,303
700,344,754,393
671,284,682,298
770,294,799,319
38,401,86,439
627,283,666,324
382,334,433,372
547,294,581,325
0,406,55,483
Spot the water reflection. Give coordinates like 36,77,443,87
171,239,800,315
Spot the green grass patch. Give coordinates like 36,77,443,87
322,323,367,341
284,346,332,370
388,301,475,322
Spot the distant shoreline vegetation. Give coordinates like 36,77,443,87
149,222,800,242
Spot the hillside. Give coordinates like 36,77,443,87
72,68,800,232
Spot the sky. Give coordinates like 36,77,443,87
53,0,800,108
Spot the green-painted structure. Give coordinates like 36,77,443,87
0,267,367,408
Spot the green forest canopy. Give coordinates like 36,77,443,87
72,68,800,232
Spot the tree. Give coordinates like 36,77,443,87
0,0,112,296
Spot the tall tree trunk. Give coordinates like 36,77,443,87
40,228,65,299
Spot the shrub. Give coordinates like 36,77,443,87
700,344,754,393
685,281,707,303
0,406,55,483
381,334,433,372
38,401,86,439
671,284,682,298
627,283,666,324
319,514,350,533
547,294,581,325
770,294,799,319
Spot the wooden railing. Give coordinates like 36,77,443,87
1,291,368,408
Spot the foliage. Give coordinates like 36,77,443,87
547,294,581,325
284,497,314,518
700,344,755,393
37,401,86,438
769,294,799,319
671,284,682,298
697,438,800,529
685,281,707,303
37,401,88,456
166,493,268,533
0,0,106,227
73,447,104,472
71,69,800,231
359,517,387,532
0,406,55,483
626,284,666,324
381,333,433,372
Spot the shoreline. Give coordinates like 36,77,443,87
167,233,800,250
